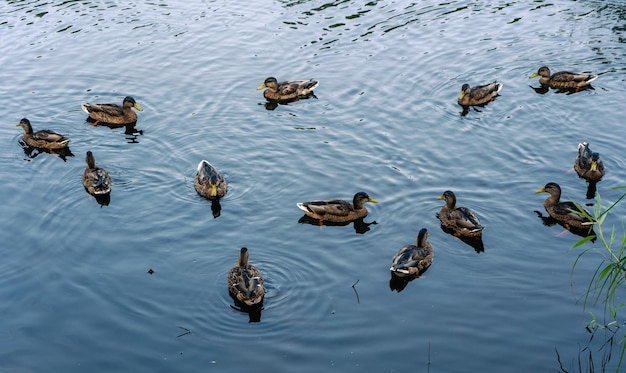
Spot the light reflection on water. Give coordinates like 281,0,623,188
1,0,625,371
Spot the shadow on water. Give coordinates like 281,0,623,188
229,293,263,323
459,95,502,117
529,84,596,95
84,188,111,206
533,210,596,242
211,199,222,218
261,93,318,111
85,118,144,143
19,141,74,162
297,215,377,234
585,181,598,200
94,193,111,207
438,224,485,253
388,270,432,293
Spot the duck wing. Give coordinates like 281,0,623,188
32,129,69,143
451,207,484,231
298,199,353,216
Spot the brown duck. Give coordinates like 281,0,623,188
227,247,265,307
16,118,70,149
257,77,319,101
457,81,503,106
437,190,484,238
296,192,378,223
535,182,594,230
82,96,143,125
390,228,434,277
530,66,597,89
82,151,112,196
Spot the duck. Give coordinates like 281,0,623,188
194,160,227,200
257,77,319,101
535,182,594,230
16,118,70,149
437,191,484,238
574,142,605,182
530,66,597,89
227,247,265,307
81,96,143,125
82,151,112,195
457,81,503,106
390,228,434,277
296,192,378,223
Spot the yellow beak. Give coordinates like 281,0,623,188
257,83,267,90
134,103,143,111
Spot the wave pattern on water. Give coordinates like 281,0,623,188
1,0,626,372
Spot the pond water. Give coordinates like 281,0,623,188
1,0,625,371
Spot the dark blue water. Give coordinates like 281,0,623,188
1,0,625,371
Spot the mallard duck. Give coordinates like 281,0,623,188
16,118,70,149
82,151,111,195
390,228,434,277
257,77,319,101
296,192,378,223
81,96,143,125
574,142,605,182
437,191,484,238
535,182,594,230
194,160,227,200
530,66,597,89
457,81,503,106
227,247,265,307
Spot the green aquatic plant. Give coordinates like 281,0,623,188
569,186,626,372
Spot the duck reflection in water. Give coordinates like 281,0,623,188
261,93,318,111
19,141,74,162
389,272,417,293
229,294,263,323
93,193,111,207
534,210,596,242
297,215,377,234
86,118,144,144
439,224,485,253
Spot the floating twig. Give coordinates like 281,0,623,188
176,325,192,338
428,341,431,373
352,279,360,304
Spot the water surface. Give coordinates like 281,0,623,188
1,0,625,371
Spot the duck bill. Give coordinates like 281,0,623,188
535,188,546,193
210,184,218,197
590,161,598,172
458,91,466,100
257,83,267,90
368,198,378,203
529,72,539,78
134,103,143,111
